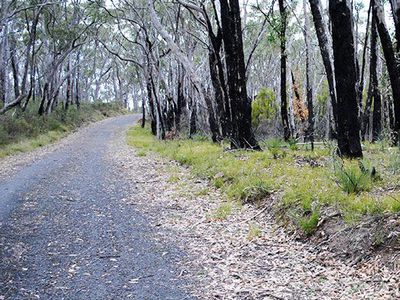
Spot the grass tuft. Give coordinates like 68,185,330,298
299,210,319,235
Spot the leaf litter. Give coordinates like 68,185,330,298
114,133,400,299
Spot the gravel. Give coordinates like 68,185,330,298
0,115,193,300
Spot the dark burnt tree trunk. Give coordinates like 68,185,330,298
278,0,291,141
205,11,230,139
141,102,146,128
304,0,314,148
189,93,197,137
146,76,157,135
219,0,259,149
204,91,219,142
371,16,382,142
309,0,338,133
164,96,175,132
373,0,400,142
329,0,363,158
176,65,185,131
363,13,381,141
389,0,400,52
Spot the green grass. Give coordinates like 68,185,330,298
127,126,400,234
299,210,320,235
0,102,127,158
333,161,373,194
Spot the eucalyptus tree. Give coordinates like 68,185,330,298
329,0,363,157
145,0,260,148
372,0,400,142
308,0,337,135
278,0,290,141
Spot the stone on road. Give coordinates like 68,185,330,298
0,115,192,300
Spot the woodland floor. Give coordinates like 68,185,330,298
0,115,399,299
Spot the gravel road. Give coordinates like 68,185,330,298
0,115,193,300
2,114,399,300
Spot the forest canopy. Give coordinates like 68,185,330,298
1,0,400,157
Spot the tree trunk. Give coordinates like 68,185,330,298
220,0,259,149
304,0,314,148
10,37,20,99
389,0,400,52
279,0,291,141
329,0,363,158
309,0,338,132
373,0,400,142
205,11,230,138
176,66,185,131
0,20,9,104
364,13,381,141
189,94,197,137
66,60,71,110
75,51,81,108
358,1,372,115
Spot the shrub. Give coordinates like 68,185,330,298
251,87,278,127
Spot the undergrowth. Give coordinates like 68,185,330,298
0,102,126,157
127,126,400,235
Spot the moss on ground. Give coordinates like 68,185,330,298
127,126,400,234
0,102,127,158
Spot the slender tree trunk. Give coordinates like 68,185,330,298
66,60,71,110
75,51,81,108
329,0,363,158
10,37,19,99
304,0,314,148
358,1,372,113
373,0,400,141
145,71,157,136
0,20,9,104
176,65,185,131
309,0,338,132
363,14,381,141
279,0,291,141
189,92,197,137
205,11,230,138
